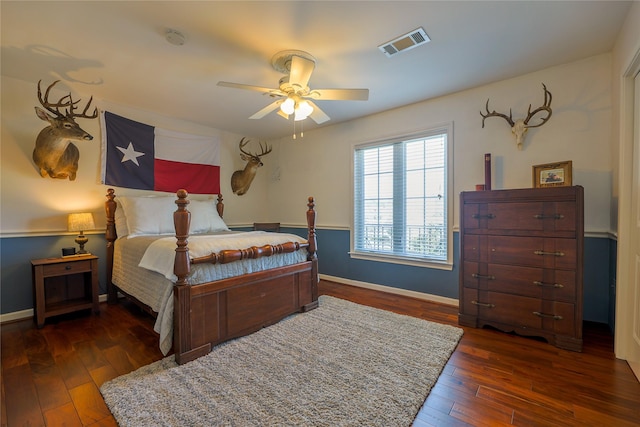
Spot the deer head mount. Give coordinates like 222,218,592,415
33,80,98,180
230,137,272,195
480,83,552,150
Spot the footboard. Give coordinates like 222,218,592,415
174,261,318,364
172,189,319,365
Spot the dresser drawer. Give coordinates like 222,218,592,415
488,201,576,232
463,200,576,233
42,260,93,277
475,292,576,335
488,236,576,269
463,263,577,301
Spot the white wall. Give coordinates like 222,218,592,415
268,54,613,234
0,75,273,235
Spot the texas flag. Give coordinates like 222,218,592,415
100,111,220,194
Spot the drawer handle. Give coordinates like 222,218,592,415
472,273,495,280
533,250,565,257
471,300,495,308
65,266,72,270
533,311,563,320
533,281,564,288
472,213,495,219
533,214,565,220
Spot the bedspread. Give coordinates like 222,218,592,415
139,231,308,281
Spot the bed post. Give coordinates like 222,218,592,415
173,189,191,364
105,189,118,304
306,196,317,260
306,196,319,305
216,193,224,218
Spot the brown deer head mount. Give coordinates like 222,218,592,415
230,137,272,195
32,80,98,180
480,83,552,150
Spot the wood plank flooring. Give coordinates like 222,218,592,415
2,279,639,426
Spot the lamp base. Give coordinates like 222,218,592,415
75,233,89,254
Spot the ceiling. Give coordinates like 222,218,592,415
1,1,633,140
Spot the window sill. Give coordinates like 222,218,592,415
348,251,453,271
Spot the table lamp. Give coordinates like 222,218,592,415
68,212,95,254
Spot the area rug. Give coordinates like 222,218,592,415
100,295,463,426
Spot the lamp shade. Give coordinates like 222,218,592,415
294,100,313,121
280,97,295,115
68,212,95,232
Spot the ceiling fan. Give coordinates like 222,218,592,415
217,50,369,124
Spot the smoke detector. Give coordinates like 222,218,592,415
378,27,430,57
165,29,186,46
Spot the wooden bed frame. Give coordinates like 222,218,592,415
105,188,319,365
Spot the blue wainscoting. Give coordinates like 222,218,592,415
0,230,615,329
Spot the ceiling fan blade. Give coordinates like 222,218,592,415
249,99,283,119
217,81,285,96
307,101,330,124
307,88,369,101
289,55,315,89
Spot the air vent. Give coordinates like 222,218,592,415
378,27,430,58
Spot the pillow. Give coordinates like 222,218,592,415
114,201,129,237
188,199,229,233
118,196,176,238
118,195,228,238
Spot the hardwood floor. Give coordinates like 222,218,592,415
2,280,639,426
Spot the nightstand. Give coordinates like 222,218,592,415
31,255,100,328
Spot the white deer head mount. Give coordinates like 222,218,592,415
480,83,553,150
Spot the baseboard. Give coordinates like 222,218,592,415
319,274,458,307
0,294,109,324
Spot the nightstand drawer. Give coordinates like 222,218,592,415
42,259,92,277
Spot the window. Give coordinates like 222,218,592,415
351,124,452,269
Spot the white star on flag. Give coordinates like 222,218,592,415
117,142,145,166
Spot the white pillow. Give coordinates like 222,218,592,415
188,199,229,232
114,201,129,237
119,196,176,238
118,195,228,238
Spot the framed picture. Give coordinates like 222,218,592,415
532,161,572,188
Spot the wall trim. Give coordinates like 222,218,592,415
2,227,616,239
0,230,105,239
320,273,459,307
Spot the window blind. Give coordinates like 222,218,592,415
354,132,447,261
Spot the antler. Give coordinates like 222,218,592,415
66,94,98,119
37,79,97,119
256,141,272,157
480,99,514,128
37,80,73,118
523,83,552,128
238,137,272,158
238,137,252,156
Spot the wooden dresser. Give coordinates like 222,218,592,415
458,186,584,351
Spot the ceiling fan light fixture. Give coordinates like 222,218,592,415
294,100,313,121
219,49,368,126
280,97,295,115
